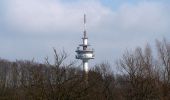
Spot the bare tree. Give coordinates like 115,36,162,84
156,39,170,99
117,45,159,100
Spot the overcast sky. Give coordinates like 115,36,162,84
0,0,170,66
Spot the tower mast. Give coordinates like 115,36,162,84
75,14,94,81
84,14,87,38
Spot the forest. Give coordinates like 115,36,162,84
0,39,170,100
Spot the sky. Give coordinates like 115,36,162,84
0,0,170,67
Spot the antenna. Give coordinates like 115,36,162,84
84,14,87,38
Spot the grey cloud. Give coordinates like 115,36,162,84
0,0,170,65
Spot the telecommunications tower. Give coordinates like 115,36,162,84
75,14,94,77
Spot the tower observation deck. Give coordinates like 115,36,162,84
75,14,94,73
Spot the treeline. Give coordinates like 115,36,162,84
0,39,170,100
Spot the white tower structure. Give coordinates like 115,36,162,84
75,14,94,74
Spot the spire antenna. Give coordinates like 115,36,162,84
84,14,87,38
84,14,86,25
